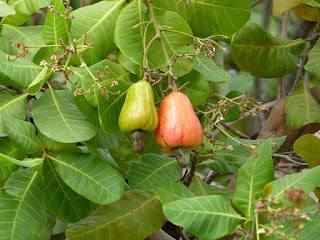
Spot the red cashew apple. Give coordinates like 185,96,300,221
156,91,203,167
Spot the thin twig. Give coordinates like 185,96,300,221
251,0,264,8
273,153,308,166
205,171,219,184
277,10,291,99
211,100,276,138
220,122,251,139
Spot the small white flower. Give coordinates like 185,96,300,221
257,228,266,234
111,80,118,87
40,60,47,66
50,55,57,60
52,65,58,72
48,5,54,12
215,116,224,123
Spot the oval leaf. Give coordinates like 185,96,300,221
155,183,196,205
0,93,27,132
284,81,320,130
66,190,165,240
70,0,126,65
43,0,70,47
43,159,90,223
194,53,231,83
163,195,241,240
0,50,42,87
127,153,182,190
231,22,308,78
32,87,96,143
2,116,41,154
153,0,251,36
233,139,274,217
114,0,147,65
51,153,124,205
0,168,46,240
293,134,320,168
146,8,194,77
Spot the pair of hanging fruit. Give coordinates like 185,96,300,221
119,80,203,167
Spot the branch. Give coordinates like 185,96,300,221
277,10,291,100
183,156,197,187
251,0,264,8
220,122,251,139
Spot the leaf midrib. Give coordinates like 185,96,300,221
134,158,177,188
0,94,27,112
51,156,117,198
49,87,79,140
68,196,158,238
77,0,125,41
10,171,38,239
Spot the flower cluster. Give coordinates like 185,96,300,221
255,188,317,239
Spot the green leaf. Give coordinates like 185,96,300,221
32,87,96,143
222,91,242,122
231,22,308,78
81,59,130,107
273,0,307,17
73,94,99,126
293,134,320,168
146,8,194,77
0,137,23,182
1,116,41,154
43,0,70,48
118,51,143,77
109,131,161,173
233,139,274,217
163,195,241,240
114,0,147,65
0,10,30,26
0,36,18,55
66,190,165,240
96,80,131,133
1,25,45,60
43,159,90,223
0,50,42,87
284,81,320,130
37,212,56,240
27,67,52,95
86,146,119,170
70,0,126,65
51,153,124,205
0,168,46,240
203,144,252,172
86,128,120,149
127,153,182,190
153,0,251,36
0,153,43,169
189,175,231,197
194,53,231,83
7,0,51,15
0,93,27,132
298,220,320,239
305,38,320,79
155,183,196,205
178,70,210,106
269,164,320,201
0,2,16,17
